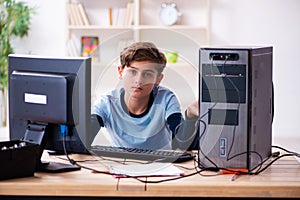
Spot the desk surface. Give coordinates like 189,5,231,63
0,150,300,198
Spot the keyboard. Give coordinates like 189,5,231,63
90,145,195,163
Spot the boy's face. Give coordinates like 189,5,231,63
118,61,163,99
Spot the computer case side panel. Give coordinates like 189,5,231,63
248,47,273,170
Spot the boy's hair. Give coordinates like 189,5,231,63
120,42,167,74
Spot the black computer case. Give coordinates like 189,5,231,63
198,46,273,171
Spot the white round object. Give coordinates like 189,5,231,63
159,3,181,26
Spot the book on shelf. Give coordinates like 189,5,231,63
66,2,90,26
112,2,135,26
67,35,80,57
77,2,90,25
125,2,134,26
67,39,77,57
81,36,99,62
66,3,76,25
109,7,113,26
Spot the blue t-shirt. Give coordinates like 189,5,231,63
92,86,181,150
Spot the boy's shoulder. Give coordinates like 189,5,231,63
99,88,123,101
156,85,173,93
155,86,176,97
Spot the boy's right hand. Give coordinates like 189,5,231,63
186,100,199,119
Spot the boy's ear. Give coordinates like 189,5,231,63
117,66,123,79
155,74,164,86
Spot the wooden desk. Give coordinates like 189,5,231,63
0,151,299,199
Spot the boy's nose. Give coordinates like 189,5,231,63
135,74,144,85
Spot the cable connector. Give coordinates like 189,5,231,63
221,168,248,175
272,151,280,157
220,168,249,181
60,124,68,137
69,159,76,165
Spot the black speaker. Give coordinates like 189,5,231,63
198,46,273,171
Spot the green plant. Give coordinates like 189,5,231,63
0,0,34,126
0,0,34,88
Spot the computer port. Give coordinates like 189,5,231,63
209,53,239,61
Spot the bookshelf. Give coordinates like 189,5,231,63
66,0,210,111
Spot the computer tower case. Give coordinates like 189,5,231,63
198,46,273,171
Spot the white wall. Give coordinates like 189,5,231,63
12,0,300,140
210,0,300,139
12,0,66,56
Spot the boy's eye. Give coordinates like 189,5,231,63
129,69,137,75
143,72,154,78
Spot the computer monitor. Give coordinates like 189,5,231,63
8,54,92,172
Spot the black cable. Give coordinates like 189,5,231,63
272,145,300,157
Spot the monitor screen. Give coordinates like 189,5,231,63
8,54,92,172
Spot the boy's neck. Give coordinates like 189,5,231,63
125,95,149,115
121,90,154,116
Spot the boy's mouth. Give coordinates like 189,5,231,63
132,86,142,91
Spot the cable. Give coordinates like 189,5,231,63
60,125,78,166
272,145,300,157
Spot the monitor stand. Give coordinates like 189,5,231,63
37,161,81,173
23,123,81,173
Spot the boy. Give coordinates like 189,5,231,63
91,42,198,150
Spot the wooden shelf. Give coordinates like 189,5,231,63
68,25,134,30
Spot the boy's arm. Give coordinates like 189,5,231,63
90,114,104,143
167,112,183,137
172,100,200,151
